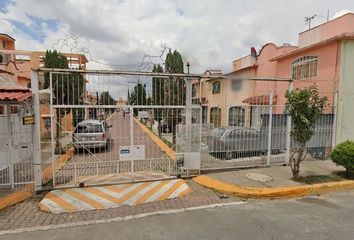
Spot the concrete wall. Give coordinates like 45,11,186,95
337,40,354,143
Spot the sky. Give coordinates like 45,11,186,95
1,0,353,98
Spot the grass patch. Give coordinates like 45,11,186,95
295,174,345,184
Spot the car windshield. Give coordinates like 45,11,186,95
74,124,103,133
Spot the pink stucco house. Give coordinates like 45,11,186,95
193,13,354,144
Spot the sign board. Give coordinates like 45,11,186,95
22,115,35,125
183,152,201,170
119,145,145,161
138,111,148,119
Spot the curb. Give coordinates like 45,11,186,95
42,147,75,184
0,147,75,211
133,118,176,159
193,175,354,199
0,190,32,211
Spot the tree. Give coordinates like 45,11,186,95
44,50,85,153
164,49,184,144
152,64,164,135
285,85,328,178
99,91,116,115
128,83,147,115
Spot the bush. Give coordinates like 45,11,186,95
330,140,354,174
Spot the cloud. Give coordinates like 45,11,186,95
1,0,354,99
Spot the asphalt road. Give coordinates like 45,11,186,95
54,112,168,186
3,190,354,240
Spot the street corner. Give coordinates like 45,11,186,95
38,179,190,214
192,175,354,199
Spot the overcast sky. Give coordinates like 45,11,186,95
1,0,353,98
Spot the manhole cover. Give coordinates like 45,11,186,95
245,173,272,182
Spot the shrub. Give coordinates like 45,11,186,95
330,140,354,175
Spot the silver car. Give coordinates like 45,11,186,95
73,119,112,151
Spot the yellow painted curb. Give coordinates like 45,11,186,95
0,147,75,211
193,175,354,199
0,190,32,211
134,118,176,159
42,147,75,184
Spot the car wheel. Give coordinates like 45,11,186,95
225,151,233,160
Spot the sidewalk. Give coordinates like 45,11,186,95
204,160,345,188
194,160,354,199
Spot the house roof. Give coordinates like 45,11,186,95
242,95,278,105
0,33,15,42
270,33,354,61
0,89,32,102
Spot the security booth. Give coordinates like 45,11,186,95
0,72,35,190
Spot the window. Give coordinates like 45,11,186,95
210,107,221,127
192,84,197,97
0,105,5,115
212,81,221,94
10,106,18,114
292,56,318,80
228,107,245,127
231,79,242,91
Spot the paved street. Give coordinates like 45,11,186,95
2,190,354,240
55,112,170,186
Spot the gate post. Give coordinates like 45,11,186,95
267,91,273,166
185,78,192,153
31,70,42,192
285,80,294,165
6,103,14,189
331,92,338,147
130,106,134,182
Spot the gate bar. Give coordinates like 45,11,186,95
31,70,43,192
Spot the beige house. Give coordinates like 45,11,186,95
0,33,88,137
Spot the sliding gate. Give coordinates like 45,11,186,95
41,69,202,188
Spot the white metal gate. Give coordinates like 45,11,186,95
37,69,205,188
0,108,34,189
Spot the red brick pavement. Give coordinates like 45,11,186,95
0,181,240,231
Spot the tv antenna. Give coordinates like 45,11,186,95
305,14,317,30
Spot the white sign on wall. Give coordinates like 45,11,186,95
119,145,145,161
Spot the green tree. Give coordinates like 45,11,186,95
128,83,147,115
99,91,116,115
285,85,328,178
164,49,184,144
152,64,164,135
43,50,85,153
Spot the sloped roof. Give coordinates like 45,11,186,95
0,72,31,102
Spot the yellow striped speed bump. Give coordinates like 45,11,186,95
39,179,190,214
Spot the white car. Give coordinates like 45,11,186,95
72,119,112,151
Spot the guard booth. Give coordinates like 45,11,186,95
0,72,35,190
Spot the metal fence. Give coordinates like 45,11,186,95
39,69,201,188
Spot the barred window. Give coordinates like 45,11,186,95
228,106,245,126
291,56,318,80
212,81,221,94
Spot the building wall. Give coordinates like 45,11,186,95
299,13,354,47
274,42,340,107
337,39,354,143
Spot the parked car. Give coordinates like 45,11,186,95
208,127,270,160
72,119,112,152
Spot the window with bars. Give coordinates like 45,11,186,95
291,56,318,80
212,81,221,94
228,106,245,127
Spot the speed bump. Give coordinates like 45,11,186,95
39,179,189,214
